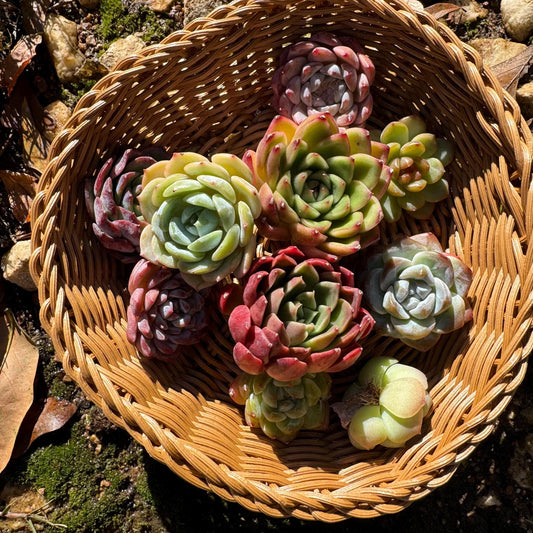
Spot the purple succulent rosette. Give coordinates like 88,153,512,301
228,246,375,381
272,31,375,127
362,232,473,351
126,259,209,361
84,146,167,263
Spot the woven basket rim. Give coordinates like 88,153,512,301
30,0,533,521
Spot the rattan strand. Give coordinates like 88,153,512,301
30,0,533,521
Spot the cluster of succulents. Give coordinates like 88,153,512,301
84,31,473,445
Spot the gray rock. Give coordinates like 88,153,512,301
183,0,228,24
99,34,146,72
451,0,488,25
1,241,36,292
501,0,533,42
468,38,527,67
43,100,72,142
43,14,100,82
517,81,533,120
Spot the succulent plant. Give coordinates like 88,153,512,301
244,113,391,259
272,32,375,127
228,246,375,381
361,232,473,351
371,115,454,222
126,258,209,360
332,356,432,450
230,371,332,443
84,146,167,263
138,152,262,290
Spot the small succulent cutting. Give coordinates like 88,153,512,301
332,356,432,450
138,152,261,290
84,146,167,263
372,115,453,222
361,232,473,351
126,258,209,360
272,31,375,127
228,246,375,381
244,113,391,259
230,371,332,443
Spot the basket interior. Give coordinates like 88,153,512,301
31,0,533,520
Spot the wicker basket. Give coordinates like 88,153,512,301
30,0,533,521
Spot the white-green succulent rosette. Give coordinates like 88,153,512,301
361,232,473,351
332,356,432,450
138,152,261,290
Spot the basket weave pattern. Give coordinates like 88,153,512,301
30,0,533,521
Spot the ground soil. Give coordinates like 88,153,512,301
0,1,532,532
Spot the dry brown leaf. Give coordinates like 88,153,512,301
0,310,39,474
30,397,78,443
425,2,462,20
491,45,533,97
0,34,42,96
21,96,49,173
0,170,37,224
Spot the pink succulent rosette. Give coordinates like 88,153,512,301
126,259,209,361
228,246,375,381
272,31,375,127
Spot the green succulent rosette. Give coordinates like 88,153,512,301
372,115,454,222
230,371,332,443
333,357,432,450
361,232,473,351
138,152,261,290
244,112,391,259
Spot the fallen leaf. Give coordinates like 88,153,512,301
491,45,533,97
0,310,39,474
0,170,37,224
21,96,49,173
0,33,42,96
425,2,462,20
30,397,78,443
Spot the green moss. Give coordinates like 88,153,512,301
99,0,125,42
60,79,98,108
21,418,133,532
98,1,180,47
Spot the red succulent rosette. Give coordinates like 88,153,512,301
228,246,375,381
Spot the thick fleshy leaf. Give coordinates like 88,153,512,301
379,378,426,418
348,405,388,450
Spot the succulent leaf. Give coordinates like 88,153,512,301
84,146,167,263
229,372,332,442
126,259,209,360
360,232,473,350
228,246,374,380
247,113,391,259
138,152,261,290
373,115,454,222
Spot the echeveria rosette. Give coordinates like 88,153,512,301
362,233,473,351
229,372,332,443
332,357,432,450
244,113,392,259
138,152,261,290
84,146,167,263
372,115,454,222
228,246,375,381
272,31,375,127
126,259,209,361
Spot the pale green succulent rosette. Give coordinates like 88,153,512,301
229,371,332,443
372,115,454,222
362,232,473,351
332,356,432,450
138,152,261,290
